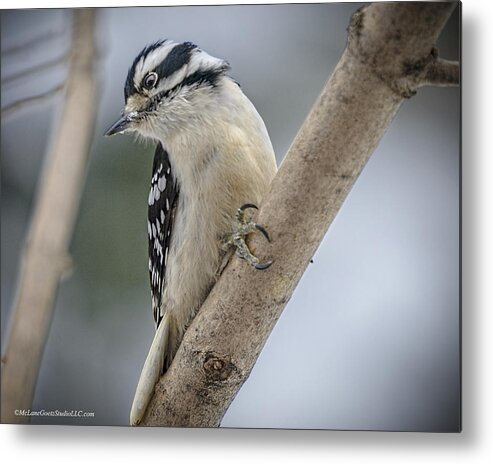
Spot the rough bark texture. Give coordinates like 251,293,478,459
141,1,459,427
140,1,459,427
1,10,98,424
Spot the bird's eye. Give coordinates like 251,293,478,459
143,72,158,90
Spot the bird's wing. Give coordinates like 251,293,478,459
147,142,179,328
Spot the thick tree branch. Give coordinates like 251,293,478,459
140,1,459,427
1,9,98,424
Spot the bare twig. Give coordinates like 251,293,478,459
0,9,99,424
1,53,69,85
140,2,459,427
1,28,66,57
1,82,65,118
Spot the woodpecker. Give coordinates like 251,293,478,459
105,39,277,425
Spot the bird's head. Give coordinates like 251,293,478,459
105,39,230,139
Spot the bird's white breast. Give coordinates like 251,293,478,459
159,78,277,334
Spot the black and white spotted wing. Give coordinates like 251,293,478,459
147,143,179,328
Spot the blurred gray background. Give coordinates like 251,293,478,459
1,3,460,430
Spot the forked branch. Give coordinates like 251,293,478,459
138,1,459,427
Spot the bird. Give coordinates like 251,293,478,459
105,39,277,425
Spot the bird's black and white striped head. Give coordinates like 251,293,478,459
105,39,230,138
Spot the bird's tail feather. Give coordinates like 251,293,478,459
130,312,171,426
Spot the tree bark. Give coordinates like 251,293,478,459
1,9,99,424
140,1,460,427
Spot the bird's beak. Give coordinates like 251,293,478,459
104,112,136,137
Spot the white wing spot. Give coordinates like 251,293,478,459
148,188,154,206
166,198,169,210
152,223,157,238
154,185,161,202
147,221,152,238
158,175,166,192
160,210,165,223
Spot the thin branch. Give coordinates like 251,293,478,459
421,58,460,87
1,83,65,118
1,53,69,85
1,28,66,57
140,1,459,427
0,9,99,424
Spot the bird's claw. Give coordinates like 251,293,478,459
254,224,271,242
228,203,273,270
254,260,273,270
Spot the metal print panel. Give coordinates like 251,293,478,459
0,2,460,430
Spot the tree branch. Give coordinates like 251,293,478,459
1,82,65,118
1,53,69,85
420,57,460,87
1,9,99,424
139,1,459,427
1,27,66,57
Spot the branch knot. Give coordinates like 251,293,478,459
203,353,235,382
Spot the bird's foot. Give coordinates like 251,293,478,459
225,203,273,270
